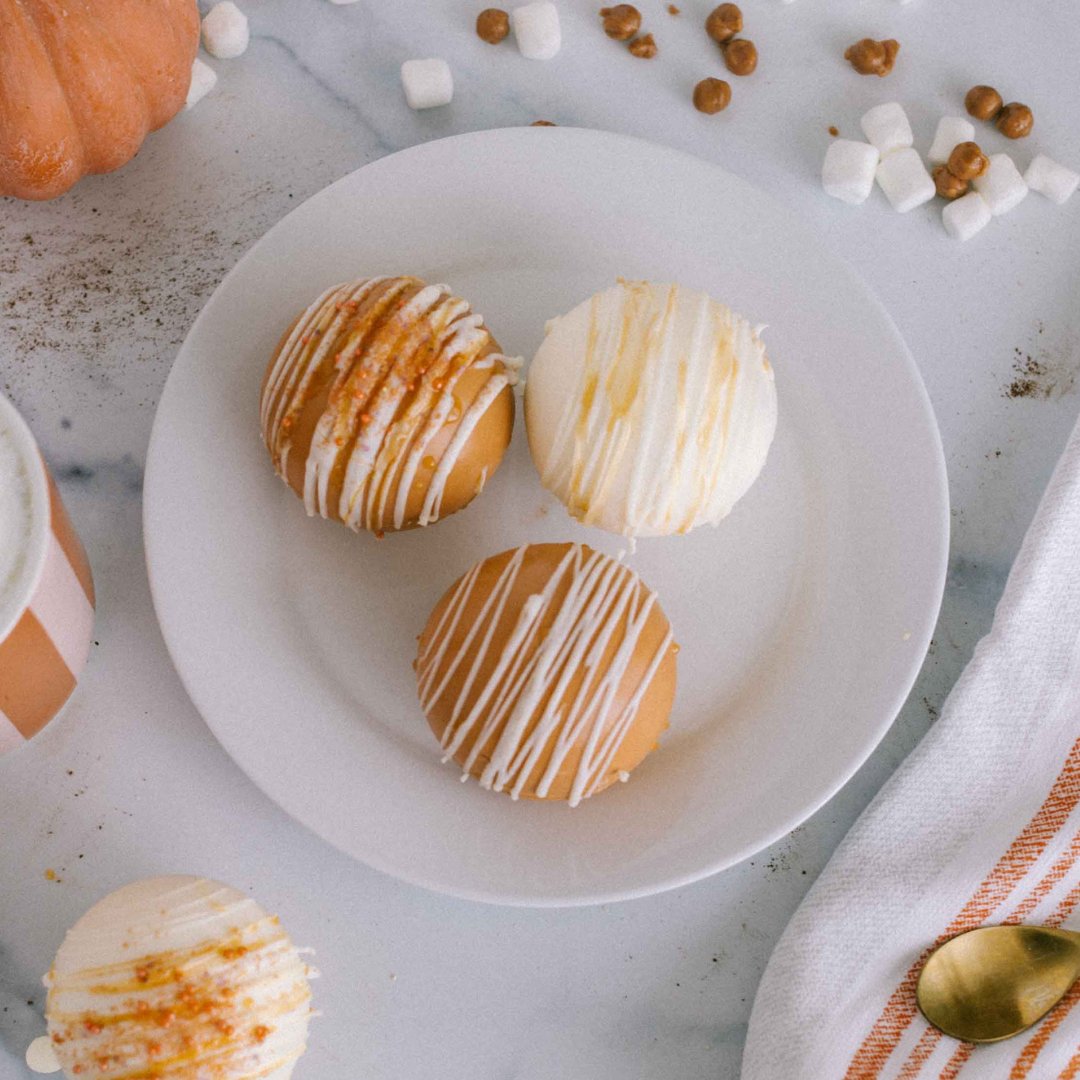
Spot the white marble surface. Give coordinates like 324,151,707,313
1,2,1079,1078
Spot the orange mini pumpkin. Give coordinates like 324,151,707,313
0,0,200,200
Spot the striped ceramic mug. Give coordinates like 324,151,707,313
0,394,95,754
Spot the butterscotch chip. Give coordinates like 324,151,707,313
996,102,1033,139
705,3,742,43
628,32,657,57
723,37,756,75
965,85,1002,121
476,8,510,43
844,37,899,76
668,3,680,13
531,120,557,126
947,141,989,180
693,77,731,114
932,165,968,200
599,4,641,39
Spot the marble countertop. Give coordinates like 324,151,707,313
2,2,1079,1077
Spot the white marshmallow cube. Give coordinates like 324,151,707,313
822,140,880,205
860,102,914,159
942,191,992,241
928,116,976,165
400,58,453,110
1024,154,1080,205
184,57,217,109
972,154,1028,216
875,147,935,212
201,2,249,59
512,2,561,60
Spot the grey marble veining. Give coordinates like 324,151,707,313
2,1,1079,1078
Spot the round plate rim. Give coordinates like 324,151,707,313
144,126,949,907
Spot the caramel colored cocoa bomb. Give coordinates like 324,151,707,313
705,3,741,43
965,85,1003,121
996,103,1033,139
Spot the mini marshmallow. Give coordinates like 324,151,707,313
928,116,976,165
1024,154,1080,205
185,57,217,109
875,147,935,212
822,140,879,205
860,102,913,159
972,153,1028,216
201,2,248,59
400,58,453,110
512,2,561,60
942,191,992,242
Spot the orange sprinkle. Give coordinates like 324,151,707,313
406,383,415,392
136,1001,149,1013
73,1067,83,1075
221,987,235,998
219,945,247,961
253,1025,271,1044
334,436,345,447
52,1035,64,1044
135,968,149,983
147,1044,161,1058
301,335,310,344
360,413,372,424
157,1011,176,1029
97,1061,109,1073
375,531,386,540
281,416,294,431
85,1022,103,1035
215,1020,235,1037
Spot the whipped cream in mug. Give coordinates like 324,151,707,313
0,419,34,620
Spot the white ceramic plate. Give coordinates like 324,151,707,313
145,128,948,907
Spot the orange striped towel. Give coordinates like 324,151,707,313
743,413,1080,1080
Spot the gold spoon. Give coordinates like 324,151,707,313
916,925,1080,1043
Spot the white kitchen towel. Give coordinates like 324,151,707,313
742,412,1080,1080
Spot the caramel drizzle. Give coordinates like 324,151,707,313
260,277,520,531
47,917,311,1080
541,280,758,536
417,544,673,806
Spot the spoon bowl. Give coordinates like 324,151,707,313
916,926,1080,1043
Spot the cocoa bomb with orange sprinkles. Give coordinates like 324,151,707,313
260,276,521,534
415,542,678,806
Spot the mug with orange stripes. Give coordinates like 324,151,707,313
0,394,95,754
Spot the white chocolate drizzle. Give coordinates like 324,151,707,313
261,277,521,531
417,544,673,806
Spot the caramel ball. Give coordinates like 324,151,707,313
628,32,657,57
932,165,968,200
844,37,899,76
723,38,756,75
599,4,641,39
416,542,678,805
996,102,1033,139
476,8,510,43
261,276,518,535
705,3,742,43
965,85,1003,121
947,141,989,180
693,77,731,114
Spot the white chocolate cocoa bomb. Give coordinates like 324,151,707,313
45,876,313,1080
525,281,777,537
